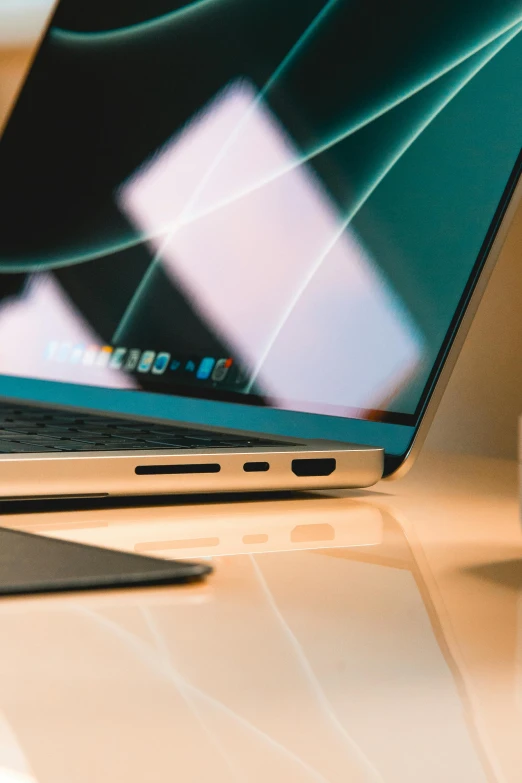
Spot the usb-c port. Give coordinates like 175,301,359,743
243,461,270,473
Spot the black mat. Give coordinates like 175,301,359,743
0,526,211,595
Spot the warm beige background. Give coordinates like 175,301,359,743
426,202,522,459
0,47,33,131
1,29,521,461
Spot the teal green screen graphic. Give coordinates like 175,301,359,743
0,0,521,433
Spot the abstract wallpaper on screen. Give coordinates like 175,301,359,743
0,0,521,419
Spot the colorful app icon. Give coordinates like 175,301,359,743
70,344,85,364
138,351,156,373
152,352,171,375
211,357,233,382
110,347,127,369
96,346,113,367
82,345,98,366
196,357,216,380
56,343,72,363
125,349,141,371
234,366,250,386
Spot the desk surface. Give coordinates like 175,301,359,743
0,449,520,783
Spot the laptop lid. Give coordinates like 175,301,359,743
0,0,521,472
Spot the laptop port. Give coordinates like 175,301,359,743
135,464,221,475
291,458,336,477
243,461,270,472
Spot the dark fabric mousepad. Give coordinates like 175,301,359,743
0,526,212,595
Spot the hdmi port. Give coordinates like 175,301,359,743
291,458,336,477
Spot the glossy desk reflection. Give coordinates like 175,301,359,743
0,451,520,783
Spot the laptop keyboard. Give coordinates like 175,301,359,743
0,405,289,454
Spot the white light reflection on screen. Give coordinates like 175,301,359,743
119,81,423,414
0,274,134,389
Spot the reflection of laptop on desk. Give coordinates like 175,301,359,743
0,1,521,499
0,503,493,782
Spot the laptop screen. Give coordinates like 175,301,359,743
0,0,521,426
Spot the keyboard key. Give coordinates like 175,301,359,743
0,402,294,454
0,442,59,453
143,440,192,448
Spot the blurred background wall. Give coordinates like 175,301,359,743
0,0,52,127
0,0,521,460
426,202,522,460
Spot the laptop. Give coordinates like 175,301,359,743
0,0,520,500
